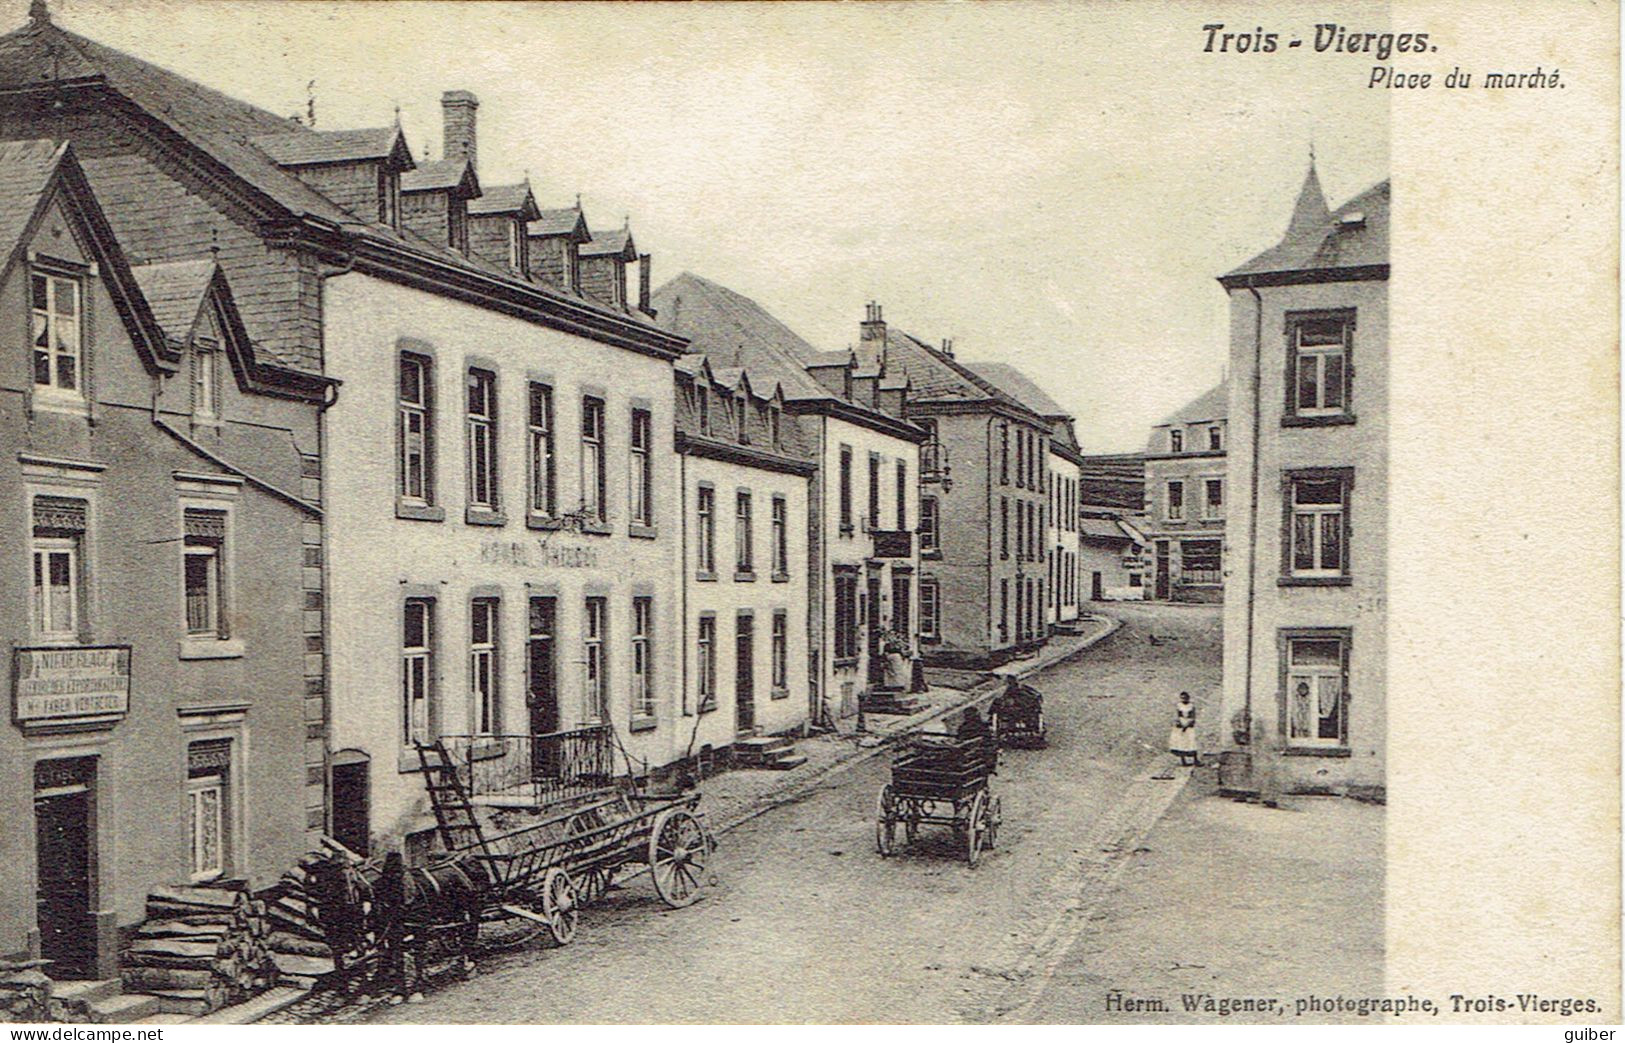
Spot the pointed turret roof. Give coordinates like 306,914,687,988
1285,160,1331,243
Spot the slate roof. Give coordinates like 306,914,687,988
877,328,1038,419
530,206,589,240
581,228,635,259
130,258,215,341
806,349,853,368
402,158,478,196
252,126,409,168
962,360,1070,419
652,272,834,402
1224,172,1390,281
1155,381,1228,428
0,138,66,266
468,181,539,219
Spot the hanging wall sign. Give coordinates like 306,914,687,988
13,645,131,727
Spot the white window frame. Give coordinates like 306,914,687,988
1203,476,1225,520
398,354,432,505
697,486,715,575
920,578,940,639
920,496,939,554
187,770,226,882
466,368,498,511
631,596,654,721
402,598,435,745
1285,634,1347,747
1169,428,1183,453
183,541,222,637
583,596,607,722
528,382,554,517
735,490,753,573
469,598,499,735
31,269,83,403
1292,317,1351,418
629,408,653,526
30,536,79,642
581,397,606,519
1289,476,1349,578
697,614,717,712
771,495,788,576
770,610,787,691
1166,480,1185,521
192,339,219,420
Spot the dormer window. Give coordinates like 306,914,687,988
193,338,219,419
698,386,710,434
770,406,782,450
508,221,524,272
449,203,468,255
31,269,82,400
1169,429,1183,453
379,168,400,229
1208,425,1222,451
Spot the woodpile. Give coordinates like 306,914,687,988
120,883,278,1015
0,959,54,1023
258,843,349,988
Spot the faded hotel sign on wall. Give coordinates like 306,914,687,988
13,645,132,725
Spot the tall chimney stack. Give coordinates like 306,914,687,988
441,90,479,171
638,254,653,315
859,301,887,369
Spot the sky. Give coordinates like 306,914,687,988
16,0,1388,452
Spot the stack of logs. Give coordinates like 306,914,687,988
120,884,277,1014
259,849,340,987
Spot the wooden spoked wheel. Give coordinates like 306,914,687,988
540,867,579,945
966,790,988,867
576,865,613,906
903,802,921,844
985,795,1002,850
649,808,709,908
875,784,898,856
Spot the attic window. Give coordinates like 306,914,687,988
1338,211,1366,227
379,168,400,230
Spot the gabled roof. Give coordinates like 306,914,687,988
131,258,216,342
581,227,636,260
674,352,713,381
0,137,67,265
878,327,1038,419
1154,381,1228,428
402,158,479,197
529,206,590,242
1223,168,1389,283
469,181,540,220
253,126,413,170
962,360,1070,419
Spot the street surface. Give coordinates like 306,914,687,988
352,602,1224,1024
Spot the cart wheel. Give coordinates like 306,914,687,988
985,795,1002,850
875,784,898,856
576,866,612,906
966,791,987,867
540,868,579,946
649,808,709,908
903,802,921,844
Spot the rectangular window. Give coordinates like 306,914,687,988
398,354,433,504
1180,539,1222,586
30,496,86,642
1204,478,1224,520
1000,423,1010,485
1287,472,1351,578
998,578,1009,643
1000,497,1009,560
769,407,782,450
528,383,555,517
187,741,230,882
31,271,81,395
867,453,881,530
1015,430,1025,489
1209,425,1223,451
402,598,435,745
630,407,653,526
698,385,710,435
834,572,859,661
895,460,907,530
735,490,754,573
469,598,499,734
838,444,853,532
697,614,717,711
632,596,654,721
581,396,606,519
1166,480,1185,521
584,596,607,721
771,610,788,691
193,341,218,419
771,495,788,577
697,486,716,575
1170,429,1183,453
1289,313,1353,419
466,368,498,510
183,508,227,638
1284,632,1349,747
920,496,939,554
1015,501,1025,562
920,579,940,638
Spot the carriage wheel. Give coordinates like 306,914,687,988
540,868,579,946
649,808,709,908
985,795,1002,850
903,802,921,844
965,791,987,867
576,865,612,906
874,784,898,856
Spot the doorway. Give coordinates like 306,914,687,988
1092,571,1104,601
865,571,884,686
1155,541,1171,600
890,571,911,650
528,597,558,776
330,751,370,857
34,758,95,980
735,613,755,735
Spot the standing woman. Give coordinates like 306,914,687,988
1169,691,1198,766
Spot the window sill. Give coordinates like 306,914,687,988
580,520,613,537
464,506,507,527
838,525,855,538
1283,746,1351,758
178,638,245,660
629,523,659,540
770,687,789,701
1283,413,1357,428
696,570,718,583
833,656,859,669
527,513,564,531
921,549,942,561
396,501,446,523
1278,575,1353,587
698,700,717,715
734,571,757,583
771,572,791,584
629,715,658,733
920,634,941,645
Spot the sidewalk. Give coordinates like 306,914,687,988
696,615,1119,833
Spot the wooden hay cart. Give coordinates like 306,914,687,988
874,733,1001,866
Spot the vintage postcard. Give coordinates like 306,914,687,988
0,0,1615,1030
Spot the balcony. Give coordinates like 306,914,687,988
438,724,616,808
869,528,914,559
920,440,951,485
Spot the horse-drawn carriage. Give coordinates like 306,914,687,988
305,727,714,997
874,732,1001,866
989,676,1047,748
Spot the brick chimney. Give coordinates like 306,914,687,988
940,337,955,359
859,302,887,369
442,90,479,171
638,254,653,315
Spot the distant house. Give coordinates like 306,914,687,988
1141,382,1228,602
1078,452,1146,513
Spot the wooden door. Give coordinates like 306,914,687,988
1155,542,1170,600
735,614,755,734
528,597,558,777
35,762,94,980
865,572,884,685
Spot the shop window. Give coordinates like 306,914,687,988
1180,539,1222,585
